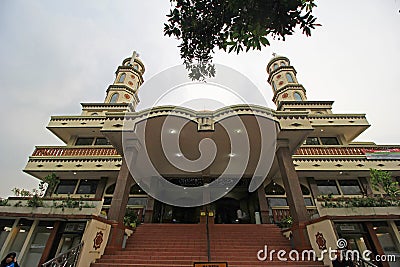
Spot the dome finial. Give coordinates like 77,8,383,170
130,51,140,65
272,52,277,57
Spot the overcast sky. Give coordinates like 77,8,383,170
0,1,399,197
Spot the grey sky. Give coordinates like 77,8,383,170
0,1,399,197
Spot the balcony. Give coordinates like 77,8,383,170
271,207,319,223
0,197,103,217
24,146,122,178
31,146,119,157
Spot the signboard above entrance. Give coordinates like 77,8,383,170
194,263,228,267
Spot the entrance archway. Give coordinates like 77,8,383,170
214,197,240,224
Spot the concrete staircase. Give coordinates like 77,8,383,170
92,224,326,267
209,224,325,266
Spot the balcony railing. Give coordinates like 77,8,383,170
31,146,119,157
271,207,318,223
295,146,400,156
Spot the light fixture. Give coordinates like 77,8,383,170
226,187,229,190
169,129,177,134
228,153,236,157
19,229,26,233
73,172,77,175
373,226,378,230
320,129,324,132
175,153,183,157
234,129,242,134
46,226,54,230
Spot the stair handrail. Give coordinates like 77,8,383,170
206,208,211,261
353,256,379,267
42,242,84,267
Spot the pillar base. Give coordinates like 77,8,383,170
291,222,312,250
105,222,126,253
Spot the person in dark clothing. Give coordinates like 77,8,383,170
0,252,20,267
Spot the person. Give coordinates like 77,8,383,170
0,252,20,267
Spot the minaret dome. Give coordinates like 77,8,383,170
266,54,307,106
105,51,145,110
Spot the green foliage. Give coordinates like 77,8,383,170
39,173,60,196
12,188,33,197
53,195,83,211
278,216,293,228
124,208,138,228
164,0,319,80
27,194,44,207
0,199,9,206
370,168,399,199
321,196,400,208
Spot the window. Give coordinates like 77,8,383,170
272,81,277,91
265,182,285,195
105,184,115,195
304,137,340,146
75,138,94,146
339,180,362,195
130,184,144,194
320,137,340,145
273,63,279,70
55,180,78,194
268,198,288,206
103,197,112,205
76,180,99,194
281,62,286,67
118,73,126,83
304,198,314,206
316,180,340,195
286,73,294,83
127,197,147,206
304,137,320,145
110,93,119,103
94,138,109,145
293,92,302,101
301,184,311,195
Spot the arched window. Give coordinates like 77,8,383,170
265,182,285,195
293,92,302,101
272,81,277,91
110,93,119,103
130,184,144,194
273,63,279,70
118,73,126,83
301,184,310,195
286,73,294,83
281,62,286,67
105,184,115,194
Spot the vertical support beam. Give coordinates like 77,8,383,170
307,177,320,199
365,222,390,267
106,138,141,251
19,220,39,265
38,221,61,267
358,177,373,197
0,219,20,259
257,185,270,224
95,177,108,199
387,220,400,252
276,143,311,249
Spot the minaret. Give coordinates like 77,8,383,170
105,51,145,110
266,54,307,106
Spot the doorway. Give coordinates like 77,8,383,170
214,197,240,224
153,201,200,223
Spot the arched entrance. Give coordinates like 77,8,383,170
214,197,240,224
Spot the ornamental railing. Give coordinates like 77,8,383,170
42,242,83,267
32,146,119,157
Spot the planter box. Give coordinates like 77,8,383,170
316,201,400,217
0,199,102,216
